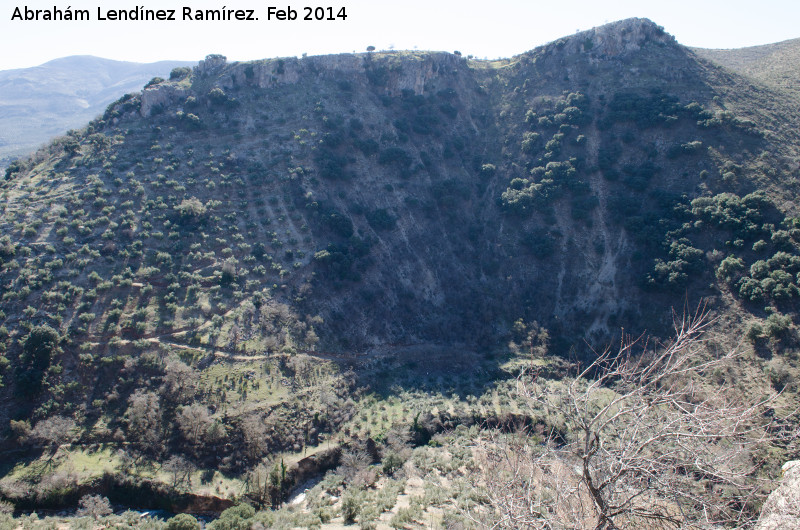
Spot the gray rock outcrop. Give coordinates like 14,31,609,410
757,461,800,529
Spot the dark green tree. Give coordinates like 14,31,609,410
15,325,59,396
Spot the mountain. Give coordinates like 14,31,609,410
693,37,800,98
0,56,193,162
1,18,799,522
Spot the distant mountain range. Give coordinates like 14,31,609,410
0,55,193,162
693,37,800,97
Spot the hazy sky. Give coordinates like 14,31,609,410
1,0,798,70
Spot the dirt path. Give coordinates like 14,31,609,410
89,325,372,365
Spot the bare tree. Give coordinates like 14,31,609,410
161,358,197,403
245,462,271,508
476,306,780,529
176,403,213,450
125,390,165,455
241,414,268,462
246,459,288,508
30,415,77,455
76,494,113,519
163,455,196,492
229,324,241,352
337,449,376,489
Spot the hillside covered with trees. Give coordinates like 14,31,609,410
1,18,800,528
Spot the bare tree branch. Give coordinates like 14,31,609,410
476,304,784,529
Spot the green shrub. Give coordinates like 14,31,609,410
366,209,396,231
766,358,793,390
378,147,412,169
738,278,764,301
520,232,557,258
208,504,255,530
208,87,227,104
716,256,745,283
166,513,201,530
341,489,362,524
144,77,164,88
765,313,792,339
323,211,354,238
314,149,349,180
382,451,405,475
520,132,540,153
170,67,192,81
175,197,207,222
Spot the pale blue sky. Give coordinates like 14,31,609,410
1,0,798,70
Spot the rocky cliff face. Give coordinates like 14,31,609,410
142,51,467,117
140,83,188,116
549,17,676,58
